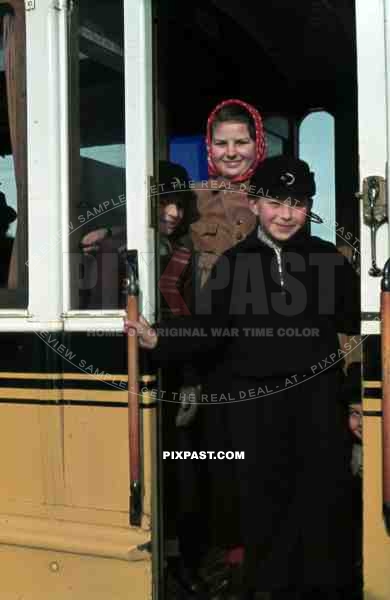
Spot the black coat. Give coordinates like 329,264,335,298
152,226,360,589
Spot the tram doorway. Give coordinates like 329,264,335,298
154,1,365,599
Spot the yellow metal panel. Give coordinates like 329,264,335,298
0,406,46,506
0,372,64,380
0,372,156,382
364,381,382,389
0,388,62,401
0,389,155,597
0,514,149,561
363,415,390,600
62,389,127,402
64,406,129,512
140,389,157,529
363,398,381,413
38,406,66,506
0,545,152,600
0,388,128,402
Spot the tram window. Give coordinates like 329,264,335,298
69,0,126,310
263,115,290,158
265,133,283,157
299,111,336,244
0,3,27,306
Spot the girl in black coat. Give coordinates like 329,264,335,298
126,156,361,599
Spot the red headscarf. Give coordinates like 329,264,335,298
206,98,267,183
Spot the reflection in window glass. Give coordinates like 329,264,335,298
0,4,28,304
299,111,336,244
80,144,125,169
70,1,126,310
264,115,289,158
265,132,283,158
0,155,17,238
263,116,289,139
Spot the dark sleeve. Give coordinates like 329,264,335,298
181,362,203,387
150,253,233,366
335,254,360,334
178,251,205,386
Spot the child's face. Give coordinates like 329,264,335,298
210,122,256,179
159,200,183,236
250,197,309,242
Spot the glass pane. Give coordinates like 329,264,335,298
264,132,283,158
0,4,28,306
299,111,336,244
69,0,126,310
264,115,290,158
263,116,289,139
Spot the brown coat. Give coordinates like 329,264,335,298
190,180,256,286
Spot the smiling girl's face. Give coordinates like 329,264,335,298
210,121,256,180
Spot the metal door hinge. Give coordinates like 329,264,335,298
25,0,35,10
362,175,387,227
360,175,388,277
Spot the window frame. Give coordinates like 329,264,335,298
0,0,28,310
0,0,154,332
0,0,65,330
62,0,155,330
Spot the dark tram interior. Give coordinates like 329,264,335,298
156,0,358,239
155,1,361,597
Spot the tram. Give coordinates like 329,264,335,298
0,0,388,598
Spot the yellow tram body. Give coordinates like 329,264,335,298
0,0,389,598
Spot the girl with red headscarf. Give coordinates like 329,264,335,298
190,99,266,287
206,98,266,182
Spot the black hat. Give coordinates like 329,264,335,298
158,160,191,195
0,191,16,225
250,156,316,201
